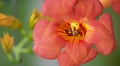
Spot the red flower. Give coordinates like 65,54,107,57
33,0,116,66
99,0,120,15
112,0,120,15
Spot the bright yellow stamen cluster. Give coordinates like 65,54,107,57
56,20,88,44
70,22,79,31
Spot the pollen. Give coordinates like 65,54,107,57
65,22,79,36
70,22,79,31
56,20,88,44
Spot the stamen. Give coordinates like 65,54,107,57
70,22,79,31
65,28,79,36
56,20,87,44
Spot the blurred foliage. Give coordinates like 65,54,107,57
0,0,42,66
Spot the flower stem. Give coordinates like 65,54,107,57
20,48,30,53
14,50,20,63
17,37,28,48
20,28,27,36
6,53,14,63
12,36,28,63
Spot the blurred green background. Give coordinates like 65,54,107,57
0,0,120,66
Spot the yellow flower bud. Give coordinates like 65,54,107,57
0,32,14,53
29,9,42,29
99,0,111,9
29,9,53,29
0,13,22,29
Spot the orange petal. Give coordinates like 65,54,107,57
80,48,97,63
112,0,120,15
33,19,64,59
58,42,89,66
92,13,116,55
99,0,111,9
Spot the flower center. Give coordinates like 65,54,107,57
65,22,81,36
56,20,87,43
